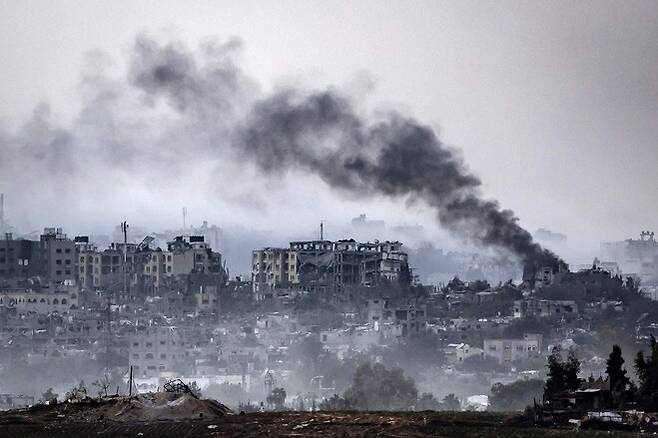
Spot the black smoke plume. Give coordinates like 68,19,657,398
2,35,563,273
236,91,563,273
130,38,562,272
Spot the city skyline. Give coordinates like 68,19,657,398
1,1,657,253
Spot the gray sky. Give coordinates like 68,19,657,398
1,0,657,259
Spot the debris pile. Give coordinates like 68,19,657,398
163,379,199,398
101,392,232,422
32,392,232,423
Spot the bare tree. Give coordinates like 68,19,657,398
93,374,112,398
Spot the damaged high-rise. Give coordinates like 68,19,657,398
252,239,409,300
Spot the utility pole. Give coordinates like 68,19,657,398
120,221,129,303
320,221,323,240
105,298,112,362
128,365,133,397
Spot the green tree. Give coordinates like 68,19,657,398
564,350,582,391
344,362,418,411
416,393,441,411
489,379,544,411
41,388,58,403
545,347,566,396
441,393,461,411
318,394,351,411
374,333,446,378
267,387,287,410
606,345,631,392
544,347,582,396
635,335,658,410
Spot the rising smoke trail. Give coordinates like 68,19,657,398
0,35,562,273
129,37,563,272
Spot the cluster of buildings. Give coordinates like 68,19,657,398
1,228,227,312
0,226,420,403
2,220,658,412
601,231,658,287
251,239,409,300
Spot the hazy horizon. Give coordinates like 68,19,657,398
2,0,657,269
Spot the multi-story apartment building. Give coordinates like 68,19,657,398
75,236,96,289
40,228,76,284
129,326,187,378
366,297,427,336
141,249,171,294
252,239,410,298
195,284,219,313
251,247,299,299
76,234,224,304
90,247,125,289
167,236,219,275
0,234,46,280
263,239,409,296
513,299,578,319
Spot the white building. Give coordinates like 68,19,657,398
444,343,484,364
129,326,187,378
0,283,79,315
483,334,542,364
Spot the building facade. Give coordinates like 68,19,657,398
0,282,79,315
41,228,76,284
129,326,187,378
483,334,542,364
0,235,46,280
252,239,409,299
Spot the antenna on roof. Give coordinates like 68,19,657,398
121,221,129,296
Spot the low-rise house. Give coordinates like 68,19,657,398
0,282,80,315
320,325,380,353
513,299,578,319
366,298,426,337
483,334,542,364
129,326,188,378
444,342,484,364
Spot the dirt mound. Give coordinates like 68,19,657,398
61,392,232,422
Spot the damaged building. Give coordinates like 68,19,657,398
601,231,658,286
252,239,409,300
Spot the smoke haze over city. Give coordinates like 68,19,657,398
2,1,658,264
1,3,658,435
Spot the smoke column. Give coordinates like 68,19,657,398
1,35,562,272
130,37,561,271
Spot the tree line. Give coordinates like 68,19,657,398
318,362,460,412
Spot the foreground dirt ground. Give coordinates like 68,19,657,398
0,409,645,438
